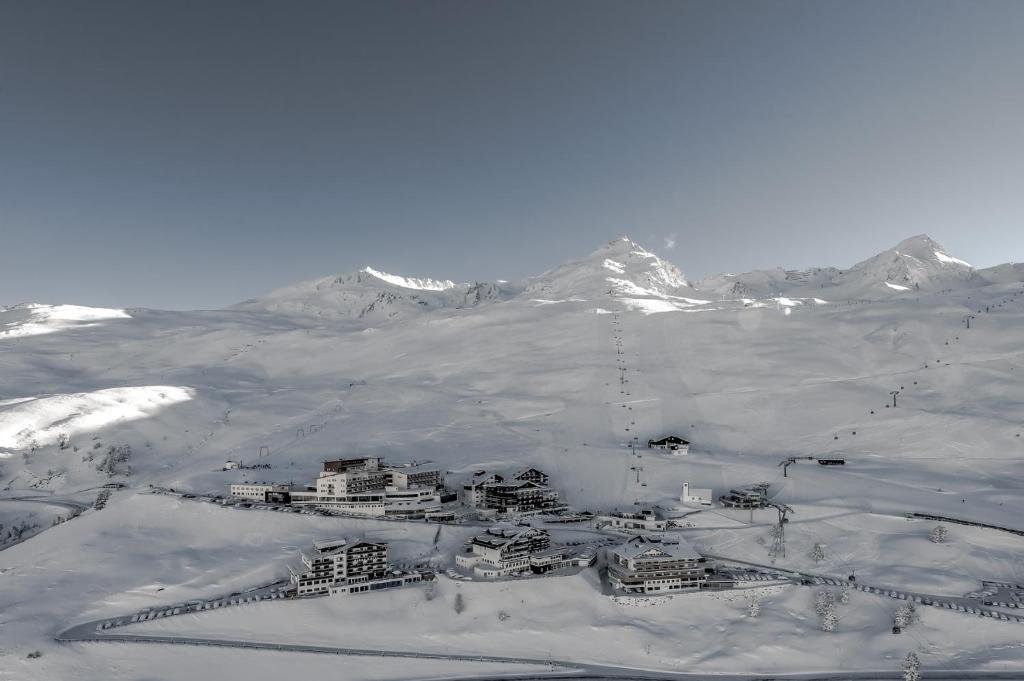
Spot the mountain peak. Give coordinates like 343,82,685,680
888,235,972,269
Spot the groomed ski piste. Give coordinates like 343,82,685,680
3,236,1024,680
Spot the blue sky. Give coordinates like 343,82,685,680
2,0,1023,309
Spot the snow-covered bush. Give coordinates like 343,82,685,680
811,543,825,564
895,603,919,629
821,609,839,632
815,589,835,616
903,651,921,681
929,525,948,543
748,597,761,618
453,592,465,614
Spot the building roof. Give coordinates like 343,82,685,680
472,524,546,549
614,535,703,561
385,462,440,474
649,435,690,445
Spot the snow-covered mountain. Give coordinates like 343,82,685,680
695,234,985,299
239,266,518,320
243,237,711,320
521,237,711,312
240,234,996,322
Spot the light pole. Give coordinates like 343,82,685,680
890,390,900,408
963,314,975,329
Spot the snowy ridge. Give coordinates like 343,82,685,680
694,234,984,300
0,303,131,339
360,266,458,291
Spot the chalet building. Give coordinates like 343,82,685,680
718,483,770,509
463,471,503,507
599,508,668,532
681,482,713,506
483,479,561,514
291,538,425,596
229,483,291,501
511,468,549,485
461,467,562,515
648,436,690,454
607,535,709,594
455,524,553,577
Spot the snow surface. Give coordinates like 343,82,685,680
2,235,1024,679
935,250,973,267
0,303,131,339
360,266,458,291
0,386,194,450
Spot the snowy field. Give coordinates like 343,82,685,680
2,236,1024,679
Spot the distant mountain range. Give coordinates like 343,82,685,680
232,234,1009,321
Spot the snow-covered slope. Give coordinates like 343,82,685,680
0,303,131,338
3,235,1024,679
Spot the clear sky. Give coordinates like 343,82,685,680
2,0,1023,309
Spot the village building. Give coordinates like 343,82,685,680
455,524,554,577
229,482,291,502
718,483,770,509
599,508,668,531
681,481,713,506
384,463,443,490
511,468,549,485
647,436,690,454
482,479,561,514
304,457,444,518
290,538,424,596
463,471,503,507
607,534,709,594
461,467,562,515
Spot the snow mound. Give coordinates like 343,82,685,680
0,386,194,451
0,304,131,339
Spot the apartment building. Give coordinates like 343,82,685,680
291,538,389,596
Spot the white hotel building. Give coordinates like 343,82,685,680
607,535,709,594
291,538,424,596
